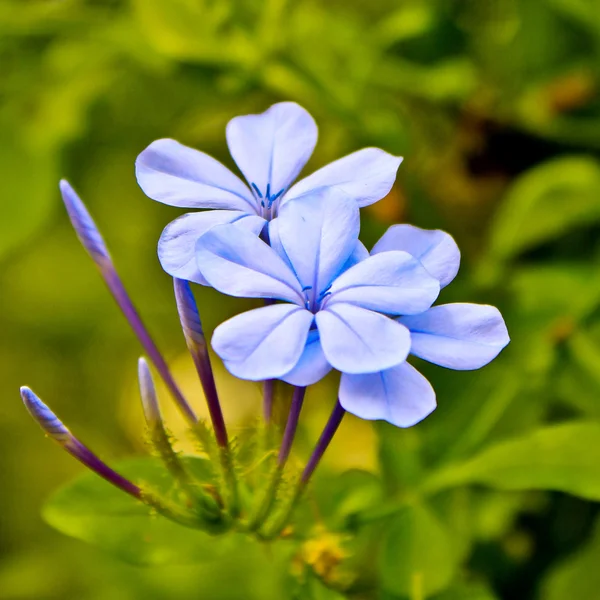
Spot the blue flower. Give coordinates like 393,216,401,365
194,191,440,388
136,102,402,284
337,225,510,427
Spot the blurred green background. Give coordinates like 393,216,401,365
2,0,600,598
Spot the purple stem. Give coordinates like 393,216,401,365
173,279,228,448
66,439,142,499
300,399,345,485
278,386,306,467
261,399,346,538
104,269,197,424
59,180,197,425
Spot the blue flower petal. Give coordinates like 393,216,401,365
159,211,265,284
274,191,360,298
195,223,304,303
399,303,510,370
341,240,369,271
339,362,436,427
212,304,314,381
226,102,317,197
327,251,439,315
281,330,332,386
136,139,255,211
371,224,460,288
316,303,410,374
286,148,403,207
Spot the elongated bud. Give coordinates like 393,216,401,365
173,277,206,355
59,180,110,264
59,180,197,425
136,360,223,520
138,357,161,428
173,279,228,448
21,385,71,445
21,386,142,499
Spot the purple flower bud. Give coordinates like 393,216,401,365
59,180,110,265
138,357,161,428
21,386,142,499
59,180,197,425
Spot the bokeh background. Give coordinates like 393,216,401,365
2,0,600,598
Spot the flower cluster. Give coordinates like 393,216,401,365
139,102,509,428
21,102,509,541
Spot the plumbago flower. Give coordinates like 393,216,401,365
21,111,510,585
196,196,510,427
136,102,402,284
195,191,439,425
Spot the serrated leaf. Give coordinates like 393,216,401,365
424,423,600,500
490,156,600,259
380,503,458,597
43,456,239,565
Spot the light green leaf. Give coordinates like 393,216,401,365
489,156,600,259
424,423,600,500
43,456,239,566
380,503,458,597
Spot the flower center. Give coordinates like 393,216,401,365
301,284,332,313
251,183,285,218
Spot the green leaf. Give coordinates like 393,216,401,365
43,456,239,565
541,514,600,600
380,503,458,597
489,156,600,259
424,423,600,501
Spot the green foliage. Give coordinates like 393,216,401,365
379,503,459,597
489,156,600,259
3,0,600,598
424,423,600,500
541,517,600,600
43,457,239,565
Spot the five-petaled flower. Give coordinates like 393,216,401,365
136,102,402,285
195,195,510,427
195,191,442,425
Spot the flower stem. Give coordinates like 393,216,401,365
172,279,240,517
247,386,306,530
262,399,345,539
173,279,227,446
138,359,221,520
263,379,275,425
299,400,345,487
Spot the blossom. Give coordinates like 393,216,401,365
194,190,440,388
338,225,510,427
136,102,402,284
